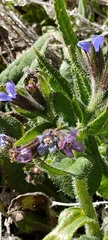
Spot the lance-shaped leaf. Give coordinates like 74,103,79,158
39,73,56,121
51,174,75,198
78,0,87,17
71,63,91,105
34,48,73,100
75,236,100,240
52,157,92,179
13,105,45,119
0,33,50,85
38,160,68,176
85,136,102,195
52,92,75,126
0,113,24,139
86,156,102,196
54,0,78,60
14,122,52,146
72,97,86,123
43,207,95,240
86,108,108,135
98,174,108,199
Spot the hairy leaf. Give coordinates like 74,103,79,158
43,207,95,240
0,113,24,139
34,48,73,100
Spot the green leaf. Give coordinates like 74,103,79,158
20,3,48,24
0,33,50,85
52,92,75,126
13,105,44,119
54,0,78,60
43,207,95,240
97,174,108,199
72,97,85,123
60,60,72,82
87,109,108,135
85,136,102,195
39,74,56,120
71,61,91,105
15,122,52,146
86,157,102,196
34,48,73,100
0,113,24,139
52,174,75,198
52,157,92,179
78,0,87,17
38,160,68,176
75,236,100,240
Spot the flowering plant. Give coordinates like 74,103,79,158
0,0,108,239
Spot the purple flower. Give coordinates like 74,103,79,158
77,35,104,53
58,130,85,158
9,147,33,163
16,148,33,163
0,134,9,147
37,132,58,155
0,81,16,101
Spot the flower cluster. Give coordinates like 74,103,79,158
77,34,105,79
2,130,84,163
37,129,84,158
77,35,104,53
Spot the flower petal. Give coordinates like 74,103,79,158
49,144,57,153
67,130,78,141
6,81,16,98
16,148,32,163
37,143,48,155
64,147,74,158
58,139,66,149
0,134,7,146
77,41,91,53
72,140,85,152
92,35,104,52
0,92,12,101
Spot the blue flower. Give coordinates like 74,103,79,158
0,81,16,101
77,35,104,53
37,132,58,155
58,130,85,158
0,134,10,147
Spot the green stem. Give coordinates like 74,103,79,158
74,178,103,238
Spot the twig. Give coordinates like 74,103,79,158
52,200,108,207
70,8,108,33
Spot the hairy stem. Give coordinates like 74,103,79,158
74,178,103,238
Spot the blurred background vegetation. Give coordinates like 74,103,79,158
0,0,108,72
